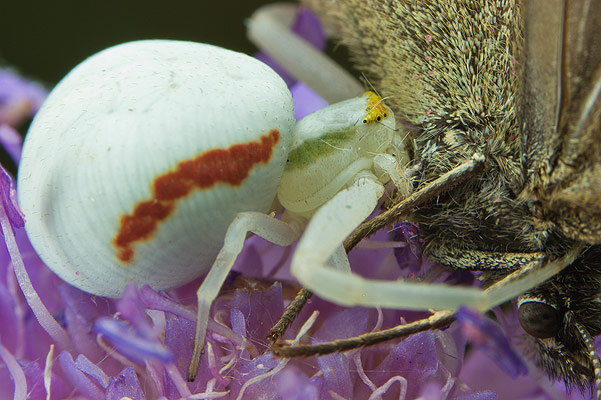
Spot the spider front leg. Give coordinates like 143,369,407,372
289,174,394,305
248,3,363,102
290,152,413,282
274,246,584,358
290,155,487,311
269,89,407,339
292,210,483,310
274,152,585,357
269,157,412,342
187,211,298,381
290,152,582,312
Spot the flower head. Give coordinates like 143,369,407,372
0,9,596,400
0,69,47,128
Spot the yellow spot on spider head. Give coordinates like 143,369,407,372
362,91,389,124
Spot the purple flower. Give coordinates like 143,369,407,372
0,125,23,164
0,154,496,398
0,69,47,128
393,221,428,274
455,306,528,378
0,167,24,229
0,7,595,400
94,317,174,364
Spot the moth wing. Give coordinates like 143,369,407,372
525,0,601,243
522,0,563,156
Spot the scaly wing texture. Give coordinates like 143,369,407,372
524,0,601,243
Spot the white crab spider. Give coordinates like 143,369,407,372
17,39,410,378
248,3,574,319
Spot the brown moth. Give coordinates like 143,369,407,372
275,0,601,394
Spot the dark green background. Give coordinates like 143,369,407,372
1,0,276,83
0,0,282,172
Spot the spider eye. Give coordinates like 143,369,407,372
518,301,561,338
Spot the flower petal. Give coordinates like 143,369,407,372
94,318,174,363
393,222,426,274
105,367,146,400
0,166,24,229
57,351,104,400
456,306,528,378
75,354,110,388
0,124,22,164
275,366,321,399
368,332,439,398
290,82,328,119
0,69,47,127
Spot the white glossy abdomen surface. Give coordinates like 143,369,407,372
18,40,294,297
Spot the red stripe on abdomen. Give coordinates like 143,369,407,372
114,129,280,263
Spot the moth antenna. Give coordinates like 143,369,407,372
576,323,601,400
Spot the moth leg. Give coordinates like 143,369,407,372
481,244,584,309
345,153,485,251
269,288,313,343
269,243,350,343
187,211,298,381
274,246,583,357
428,247,546,271
273,310,455,357
247,3,363,102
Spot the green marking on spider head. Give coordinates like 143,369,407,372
285,128,356,171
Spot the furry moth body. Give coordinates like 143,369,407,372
302,0,601,392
